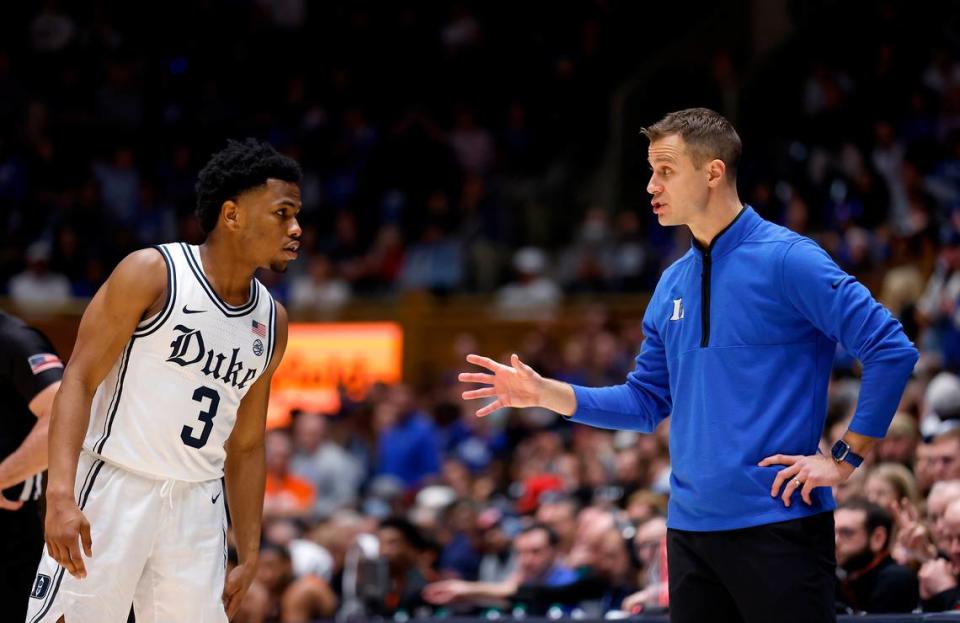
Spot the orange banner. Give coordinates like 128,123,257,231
267,322,403,428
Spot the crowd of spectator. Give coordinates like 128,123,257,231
7,1,960,621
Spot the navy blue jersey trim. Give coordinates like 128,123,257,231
134,245,177,338
264,296,277,370
78,460,104,510
179,243,259,317
93,338,136,454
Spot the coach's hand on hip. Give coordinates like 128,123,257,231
44,493,93,579
759,452,854,507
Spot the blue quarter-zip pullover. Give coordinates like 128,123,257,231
568,206,918,531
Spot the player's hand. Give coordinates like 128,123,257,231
0,494,24,511
759,452,854,507
459,353,543,417
44,494,92,579
223,561,257,619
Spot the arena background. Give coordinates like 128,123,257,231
3,1,960,621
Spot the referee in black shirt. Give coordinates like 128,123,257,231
0,310,63,620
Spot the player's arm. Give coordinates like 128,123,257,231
222,302,289,618
45,249,167,579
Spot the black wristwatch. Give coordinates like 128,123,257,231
831,439,864,468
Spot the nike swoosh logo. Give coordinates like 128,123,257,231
831,278,843,289
212,491,222,503
183,306,206,314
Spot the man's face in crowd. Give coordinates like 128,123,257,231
929,437,960,482
515,528,557,582
834,508,884,570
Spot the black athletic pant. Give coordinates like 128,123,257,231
668,511,836,623
1,502,45,621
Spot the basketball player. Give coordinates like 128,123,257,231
26,138,302,622
0,311,63,621
459,109,918,622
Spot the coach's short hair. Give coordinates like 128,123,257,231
642,107,741,182
195,138,302,234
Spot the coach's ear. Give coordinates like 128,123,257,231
220,200,242,232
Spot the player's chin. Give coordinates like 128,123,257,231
268,259,290,273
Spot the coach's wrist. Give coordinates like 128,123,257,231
540,378,576,416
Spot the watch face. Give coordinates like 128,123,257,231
831,441,848,461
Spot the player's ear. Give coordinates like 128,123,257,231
220,200,241,232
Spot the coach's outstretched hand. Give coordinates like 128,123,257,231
45,495,92,579
459,353,577,417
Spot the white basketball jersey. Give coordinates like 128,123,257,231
83,243,278,482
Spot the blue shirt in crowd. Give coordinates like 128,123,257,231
377,412,441,488
569,206,919,531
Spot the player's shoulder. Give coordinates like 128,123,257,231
105,247,172,301
115,246,169,276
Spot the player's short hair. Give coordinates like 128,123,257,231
642,107,741,182
195,138,302,234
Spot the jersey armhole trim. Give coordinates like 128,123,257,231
264,296,278,370
134,245,177,337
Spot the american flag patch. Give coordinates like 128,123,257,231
28,353,63,375
252,320,267,337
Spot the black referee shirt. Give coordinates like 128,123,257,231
0,311,64,505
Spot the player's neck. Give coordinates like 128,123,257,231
196,240,258,306
688,192,743,249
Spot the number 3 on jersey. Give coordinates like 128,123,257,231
181,385,220,449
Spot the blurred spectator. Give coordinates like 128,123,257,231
476,507,518,583
834,498,919,613
264,430,316,521
370,517,431,617
622,516,669,613
288,255,351,314
919,498,960,611
242,542,337,622
375,384,442,490
495,247,561,318
917,233,960,369
926,429,960,484
921,371,960,438
263,518,334,582
422,523,578,613
535,493,580,565
289,412,362,519
873,412,919,466
864,462,919,510
9,241,71,311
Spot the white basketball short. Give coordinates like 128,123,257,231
26,452,228,623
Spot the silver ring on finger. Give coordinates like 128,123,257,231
793,478,803,487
